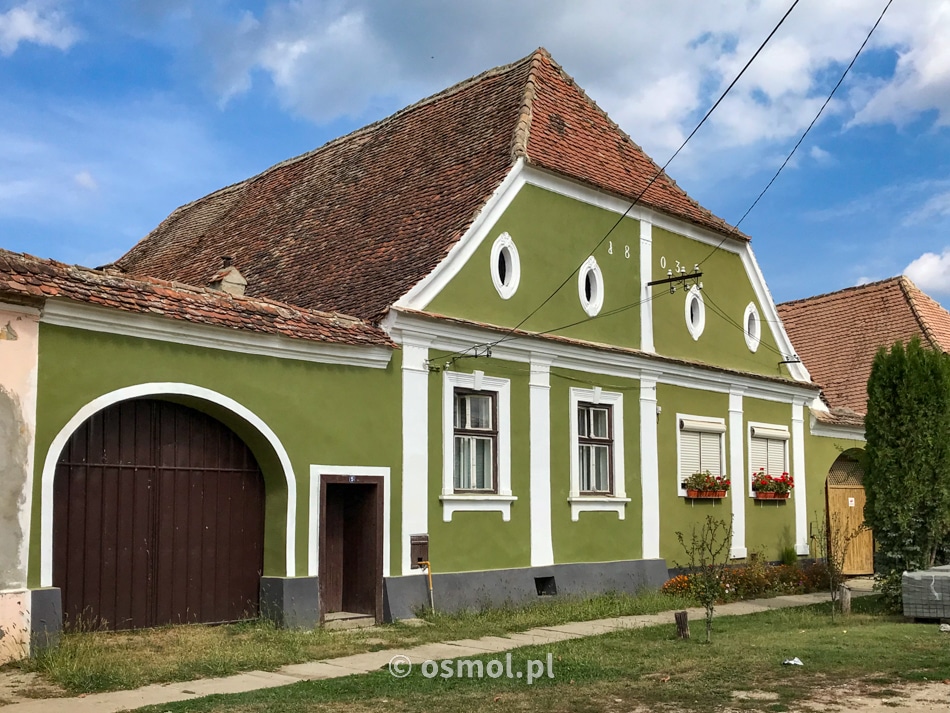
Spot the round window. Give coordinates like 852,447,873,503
684,286,705,340
743,302,761,352
578,257,604,317
490,233,520,299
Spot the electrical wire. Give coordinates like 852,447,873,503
497,0,802,341
698,0,894,268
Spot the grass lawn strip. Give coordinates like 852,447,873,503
130,596,950,713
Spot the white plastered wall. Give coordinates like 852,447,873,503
0,304,39,662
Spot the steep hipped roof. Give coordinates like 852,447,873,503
0,249,391,347
116,48,742,322
778,276,950,415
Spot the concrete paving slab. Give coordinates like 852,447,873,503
171,671,300,696
539,621,618,636
279,661,367,680
512,628,578,644
717,601,773,616
305,649,402,673
443,637,522,652
402,642,484,662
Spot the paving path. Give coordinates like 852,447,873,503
2,588,868,713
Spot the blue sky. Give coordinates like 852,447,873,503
2,0,950,306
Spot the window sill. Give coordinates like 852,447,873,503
567,495,631,522
440,493,517,522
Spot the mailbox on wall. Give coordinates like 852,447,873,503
410,534,429,569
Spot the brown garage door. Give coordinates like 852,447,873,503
53,399,265,630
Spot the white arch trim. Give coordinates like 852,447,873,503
39,382,297,586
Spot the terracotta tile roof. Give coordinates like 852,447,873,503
778,276,950,415
115,48,744,322
0,249,392,348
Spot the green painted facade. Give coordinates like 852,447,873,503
650,226,791,379
30,324,402,587
21,177,854,605
428,185,643,350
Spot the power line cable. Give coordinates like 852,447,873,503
495,0,802,341
698,0,894,268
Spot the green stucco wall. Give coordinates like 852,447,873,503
426,359,532,572
742,398,797,558
427,185,643,350
30,324,401,587
651,226,790,379
549,366,642,564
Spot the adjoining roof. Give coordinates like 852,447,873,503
116,48,743,322
778,276,950,415
0,249,392,348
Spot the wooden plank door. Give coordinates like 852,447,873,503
827,485,874,575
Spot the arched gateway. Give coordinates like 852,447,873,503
52,398,265,630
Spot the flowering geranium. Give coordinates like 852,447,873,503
751,468,794,494
683,469,731,492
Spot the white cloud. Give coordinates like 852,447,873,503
0,1,78,56
73,170,97,191
186,0,950,180
855,276,874,286
905,248,950,294
809,145,831,162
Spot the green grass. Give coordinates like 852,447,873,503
133,596,950,713
14,590,692,695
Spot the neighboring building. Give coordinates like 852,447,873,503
779,276,950,575
2,48,856,659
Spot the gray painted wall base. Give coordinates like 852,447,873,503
384,559,669,621
30,587,62,654
260,576,319,629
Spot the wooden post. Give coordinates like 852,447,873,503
839,585,852,616
675,610,690,639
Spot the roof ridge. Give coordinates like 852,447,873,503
223,50,542,195
778,275,905,308
898,275,945,351
509,47,545,161
526,50,745,240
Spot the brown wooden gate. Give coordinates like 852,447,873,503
53,399,265,630
826,454,874,576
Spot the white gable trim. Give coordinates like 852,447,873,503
395,159,528,311
39,382,298,586
392,163,809,385
41,300,392,369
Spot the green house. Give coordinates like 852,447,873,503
0,48,856,659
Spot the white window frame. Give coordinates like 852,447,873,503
441,370,516,521
684,285,706,341
743,302,761,352
569,387,628,520
490,232,521,300
747,422,789,497
676,413,727,498
577,256,604,317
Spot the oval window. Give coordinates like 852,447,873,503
743,302,761,352
490,233,520,299
684,285,705,340
578,257,604,317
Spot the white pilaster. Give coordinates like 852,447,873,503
639,220,654,353
728,388,747,559
791,400,809,555
401,340,432,575
529,356,554,566
639,373,660,559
